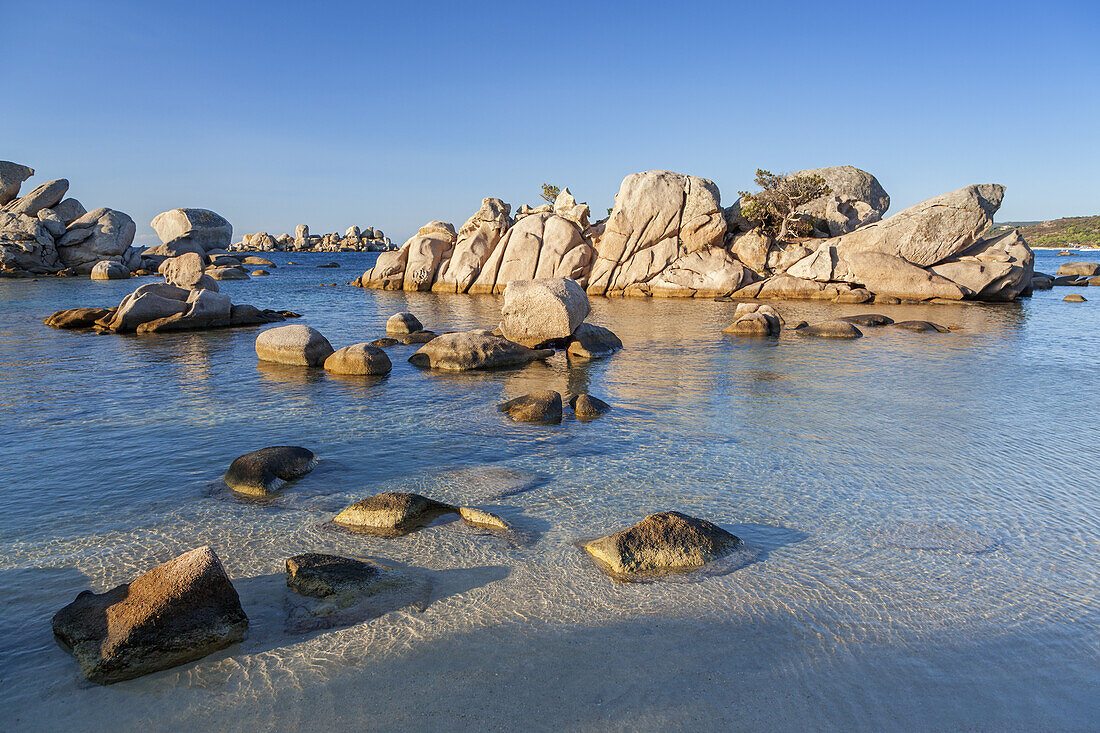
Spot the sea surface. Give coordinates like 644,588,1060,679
1,250,1097,731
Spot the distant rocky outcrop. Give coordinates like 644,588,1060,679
353,168,1032,303
1,162,141,278
230,221,393,253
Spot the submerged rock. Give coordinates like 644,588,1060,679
52,546,247,684
408,330,553,371
879,521,996,553
583,511,742,577
223,446,318,496
369,337,399,348
284,553,431,633
569,393,611,420
332,492,510,536
498,390,563,424
323,343,392,376
399,330,438,345
255,325,334,366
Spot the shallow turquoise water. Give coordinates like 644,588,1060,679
1,251,1097,731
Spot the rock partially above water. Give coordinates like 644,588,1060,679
332,492,510,536
583,511,742,577
223,446,318,496
892,320,950,333
498,390,563,424
255,325,334,366
52,546,247,684
1064,293,1087,302
499,277,590,347
838,314,894,327
566,322,623,360
569,393,611,420
386,312,423,334
723,311,780,336
795,320,863,339
44,306,113,329
408,331,553,371
323,343,392,376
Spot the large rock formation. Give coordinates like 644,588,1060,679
432,197,511,293
587,171,727,296
150,208,233,252
821,184,1004,267
0,166,143,277
52,546,247,684
790,165,891,236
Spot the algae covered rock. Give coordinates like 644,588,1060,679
583,511,741,577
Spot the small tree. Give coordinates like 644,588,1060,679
539,183,561,205
739,169,831,239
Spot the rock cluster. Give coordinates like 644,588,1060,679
354,167,1036,303
230,223,393,253
1,161,142,277
45,253,293,334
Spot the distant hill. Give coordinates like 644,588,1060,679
988,216,1100,248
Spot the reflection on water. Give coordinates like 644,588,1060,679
0,250,1097,730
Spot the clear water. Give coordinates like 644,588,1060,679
1,251,1097,731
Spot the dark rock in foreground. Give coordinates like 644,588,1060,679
498,390,563,424
583,511,742,577
224,446,317,496
284,553,432,633
52,546,247,684
570,393,611,420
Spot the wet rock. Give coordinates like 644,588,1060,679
583,511,742,576
90,260,130,280
386,312,422,334
570,393,611,420
369,337,399,348
255,325,334,366
500,277,590,347
223,446,317,496
797,320,863,339
240,256,273,266
565,322,623,359
317,262,339,268
284,553,431,633
1064,293,1087,302
893,320,950,333
324,343,393,376
252,269,270,276
52,546,247,684
838,314,894,327
833,288,873,304
498,390,563,424
44,307,113,329
455,506,510,530
409,331,553,371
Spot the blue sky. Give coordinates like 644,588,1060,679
4,0,1098,245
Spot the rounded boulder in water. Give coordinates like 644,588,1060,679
224,446,318,496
